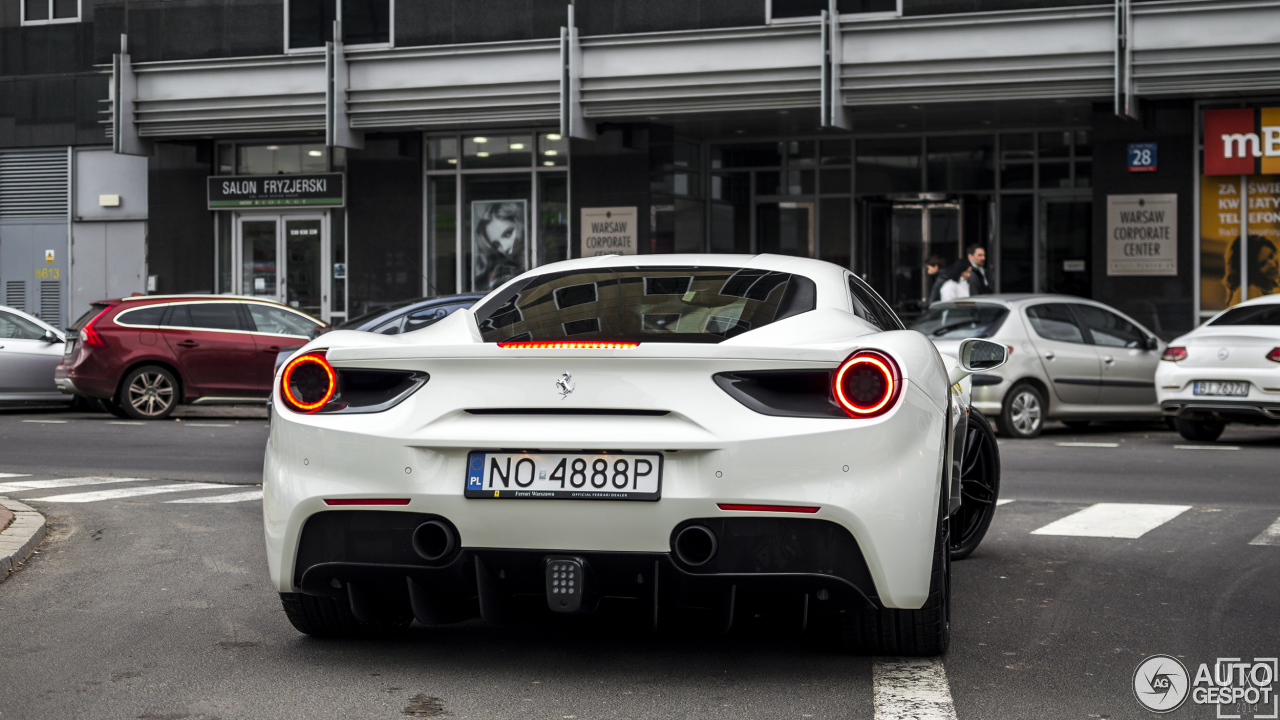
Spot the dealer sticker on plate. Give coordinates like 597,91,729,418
465,451,662,501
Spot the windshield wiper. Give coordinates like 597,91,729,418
929,321,981,337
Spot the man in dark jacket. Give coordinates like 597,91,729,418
963,244,992,295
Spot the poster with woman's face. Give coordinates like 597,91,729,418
1200,176,1280,310
471,200,528,292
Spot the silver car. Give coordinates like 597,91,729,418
0,305,70,405
911,295,1165,438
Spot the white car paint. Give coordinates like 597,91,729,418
263,254,976,611
1156,293,1280,426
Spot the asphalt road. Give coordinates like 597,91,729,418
1,410,1278,720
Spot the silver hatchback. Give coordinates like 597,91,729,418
911,295,1165,438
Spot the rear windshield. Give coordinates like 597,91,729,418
70,303,111,331
910,303,1009,339
1208,304,1280,326
473,266,816,344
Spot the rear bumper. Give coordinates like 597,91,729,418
1161,399,1280,424
53,364,116,399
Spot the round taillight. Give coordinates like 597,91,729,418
281,352,336,413
1161,346,1188,362
833,350,901,417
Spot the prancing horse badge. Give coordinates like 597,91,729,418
556,372,575,399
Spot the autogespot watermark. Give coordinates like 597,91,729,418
1134,655,1279,717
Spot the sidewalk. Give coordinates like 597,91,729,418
0,497,47,578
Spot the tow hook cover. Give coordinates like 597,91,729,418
545,555,586,613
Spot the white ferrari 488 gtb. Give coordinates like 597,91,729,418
263,254,1006,655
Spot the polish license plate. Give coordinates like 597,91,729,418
1193,381,1249,397
465,451,662,501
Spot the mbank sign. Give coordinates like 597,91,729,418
1203,108,1280,176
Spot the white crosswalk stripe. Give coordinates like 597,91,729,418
873,658,957,720
30,483,229,503
0,473,32,479
167,490,263,504
0,476,150,493
1030,503,1191,539
1249,517,1280,547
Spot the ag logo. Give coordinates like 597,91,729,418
1134,655,1190,713
555,372,575,399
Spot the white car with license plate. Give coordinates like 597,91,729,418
1157,294,1280,441
263,254,1007,655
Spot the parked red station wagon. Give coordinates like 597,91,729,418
55,295,324,420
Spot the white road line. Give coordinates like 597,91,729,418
167,489,263,504
996,498,1015,506
1249,517,1280,547
0,476,150,492
30,483,225,503
106,421,145,426
0,473,32,479
873,658,957,720
1174,445,1240,451
21,419,67,424
185,423,231,427
1055,442,1120,447
1031,503,1191,539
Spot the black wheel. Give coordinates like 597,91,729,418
118,366,179,420
997,382,1044,439
950,410,1000,560
1062,420,1090,430
1173,418,1225,442
279,592,411,638
96,397,131,418
840,488,950,656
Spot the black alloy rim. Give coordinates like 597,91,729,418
951,415,998,551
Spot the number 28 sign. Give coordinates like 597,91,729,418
1128,143,1157,173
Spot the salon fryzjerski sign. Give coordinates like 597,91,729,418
207,173,344,209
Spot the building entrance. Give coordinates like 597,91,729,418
861,197,970,316
230,212,330,321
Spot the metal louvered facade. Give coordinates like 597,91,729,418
0,151,69,219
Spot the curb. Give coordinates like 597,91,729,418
0,497,47,577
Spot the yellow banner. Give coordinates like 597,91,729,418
1200,176,1280,310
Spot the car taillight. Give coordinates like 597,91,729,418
497,341,639,349
1161,346,1187,362
833,350,901,418
79,306,112,348
280,351,337,413
1267,348,1280,363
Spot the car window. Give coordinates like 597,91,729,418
186,303,244,331
847,277,883,329
114,305,167,327
371,317,404,335
71,303,110,331
848,276,903,331
910,304,1009,339
1074,305,1146,348
1208,304,1280,326
0,311,46,340
1025,303,1084,343
404,304,465,333
246,304,320,337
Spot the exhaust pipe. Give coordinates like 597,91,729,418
674,525,718,566
412,520,457,562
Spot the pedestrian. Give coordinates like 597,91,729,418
939,266,972,302
963,244,991,295
925,255,951,306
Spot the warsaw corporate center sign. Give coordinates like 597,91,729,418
207,173,345,208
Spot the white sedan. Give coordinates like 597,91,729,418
262,254,1006,655
1157,294,1280,441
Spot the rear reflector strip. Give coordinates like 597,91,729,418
497,341,639,349
323,499,411,506
717,503,820,514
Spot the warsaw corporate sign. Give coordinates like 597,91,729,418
208,173,345,208
1203,108,1280,176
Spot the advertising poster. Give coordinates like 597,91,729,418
580,207,639,257
1106,194,1177,276
471,199,528,292
1199,176,1280,311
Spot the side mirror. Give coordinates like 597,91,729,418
949,338,1009,384
41,329,60,344
1144,335,1160,351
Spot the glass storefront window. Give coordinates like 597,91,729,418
217,145,234,175
784,140,816,167
1000,134,1034,160
538,174,569,265
926,135,994,192
821,139,852,166
710,172,750,253
1074,160,1092,189
712,143,781,169
429,137,459,170
463,134,532,169
1040,162,1071,189
1000,196,1033,293
820,168,851,195
856,137,921,194
331,208,346,317
463,174,532,292
238,144,328,175
1039,131,1071,158
1074,131,1092,158
538,132,568,167
819,197,852,269
428,177,457,296
787,170,816,195
756,171,780,196
216,213,232,293
1000,163,1033,190
758,202,814,257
